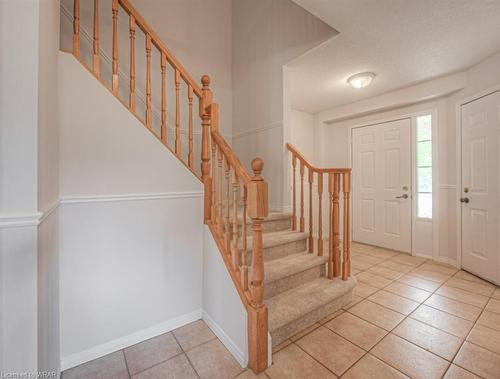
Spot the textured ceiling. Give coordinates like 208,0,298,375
288,0,500,113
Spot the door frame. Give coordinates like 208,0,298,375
455,84,500,271
347,109,439,259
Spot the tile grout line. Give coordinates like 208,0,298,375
170,330,203,379
450,284,500,360
353,256,454,377
122,349,132,379
357,251,500,378
345,251,488,377
293,336,361,378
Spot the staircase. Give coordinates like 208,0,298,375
238,212,355,347
65,0,355,374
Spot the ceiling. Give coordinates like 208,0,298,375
288,0,500,113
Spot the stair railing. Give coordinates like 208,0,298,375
286,143,352,280
70,0,268,373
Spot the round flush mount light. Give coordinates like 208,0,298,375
347,72,376,89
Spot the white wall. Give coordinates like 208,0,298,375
290,110,315,163
37,0,61,374
58,52,206,369
202,227,248,368
232,0,336,210
313,51,500,266
0,0,40,373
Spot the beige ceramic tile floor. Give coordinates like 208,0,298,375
63,244,500,378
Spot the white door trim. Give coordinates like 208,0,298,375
455,84,500,271
346,109,439,259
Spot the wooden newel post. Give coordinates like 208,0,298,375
248,158,269,374
342,172,351,280
200,75,213,223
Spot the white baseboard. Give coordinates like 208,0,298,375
61,309,202,371
202,311,247,368
434,256,459,268
415,253,433,260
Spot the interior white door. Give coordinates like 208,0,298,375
352,119,412,252
461,90,500,285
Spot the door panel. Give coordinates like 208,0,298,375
461,90,500,285
352,119,412,252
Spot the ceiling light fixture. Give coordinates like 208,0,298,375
348,72,375,89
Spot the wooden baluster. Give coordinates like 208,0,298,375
241,186,248,290
308,167,314,253
129,16,136,112
217,146,223,234
342,172,351,280
210,104,219,224
317,172,323,256
225,157,231,253
333,173,341,277
188,85,194,169
92,0,100,77
292,155,297,230
112,0,119,95
211,136,217,224
232,173,240,271
248,158,268,374
200,76,212,223
328,173,334,279
145,34,152,129
160,52,167,144
300,161,305,232
73,0,80,58
175,69,181,156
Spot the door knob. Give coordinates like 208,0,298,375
396,194,409,199
460,197,470,203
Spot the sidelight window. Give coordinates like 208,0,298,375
416,114,432,218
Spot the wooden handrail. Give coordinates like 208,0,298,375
287,142,351,281
286,143,351,173
70,1,269,373
211,130,252,185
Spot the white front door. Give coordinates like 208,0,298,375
461,90,500,285
352,119,412,252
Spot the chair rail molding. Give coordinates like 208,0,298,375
0,200,60,229
60,191,204,205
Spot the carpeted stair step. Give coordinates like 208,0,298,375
267,277,356,347
239,230,308,262
225,211,292,236
264,252,328,299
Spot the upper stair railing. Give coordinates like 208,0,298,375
286,143,352,280
70,0,268,373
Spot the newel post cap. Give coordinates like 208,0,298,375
201,74,211,87
251,158,264,180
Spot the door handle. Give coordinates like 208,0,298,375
460,197,470,203
396,194,409,199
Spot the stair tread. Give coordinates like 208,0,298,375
232,211,292,224
240,230,308,250
264,252,328,283
267,277,356,332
